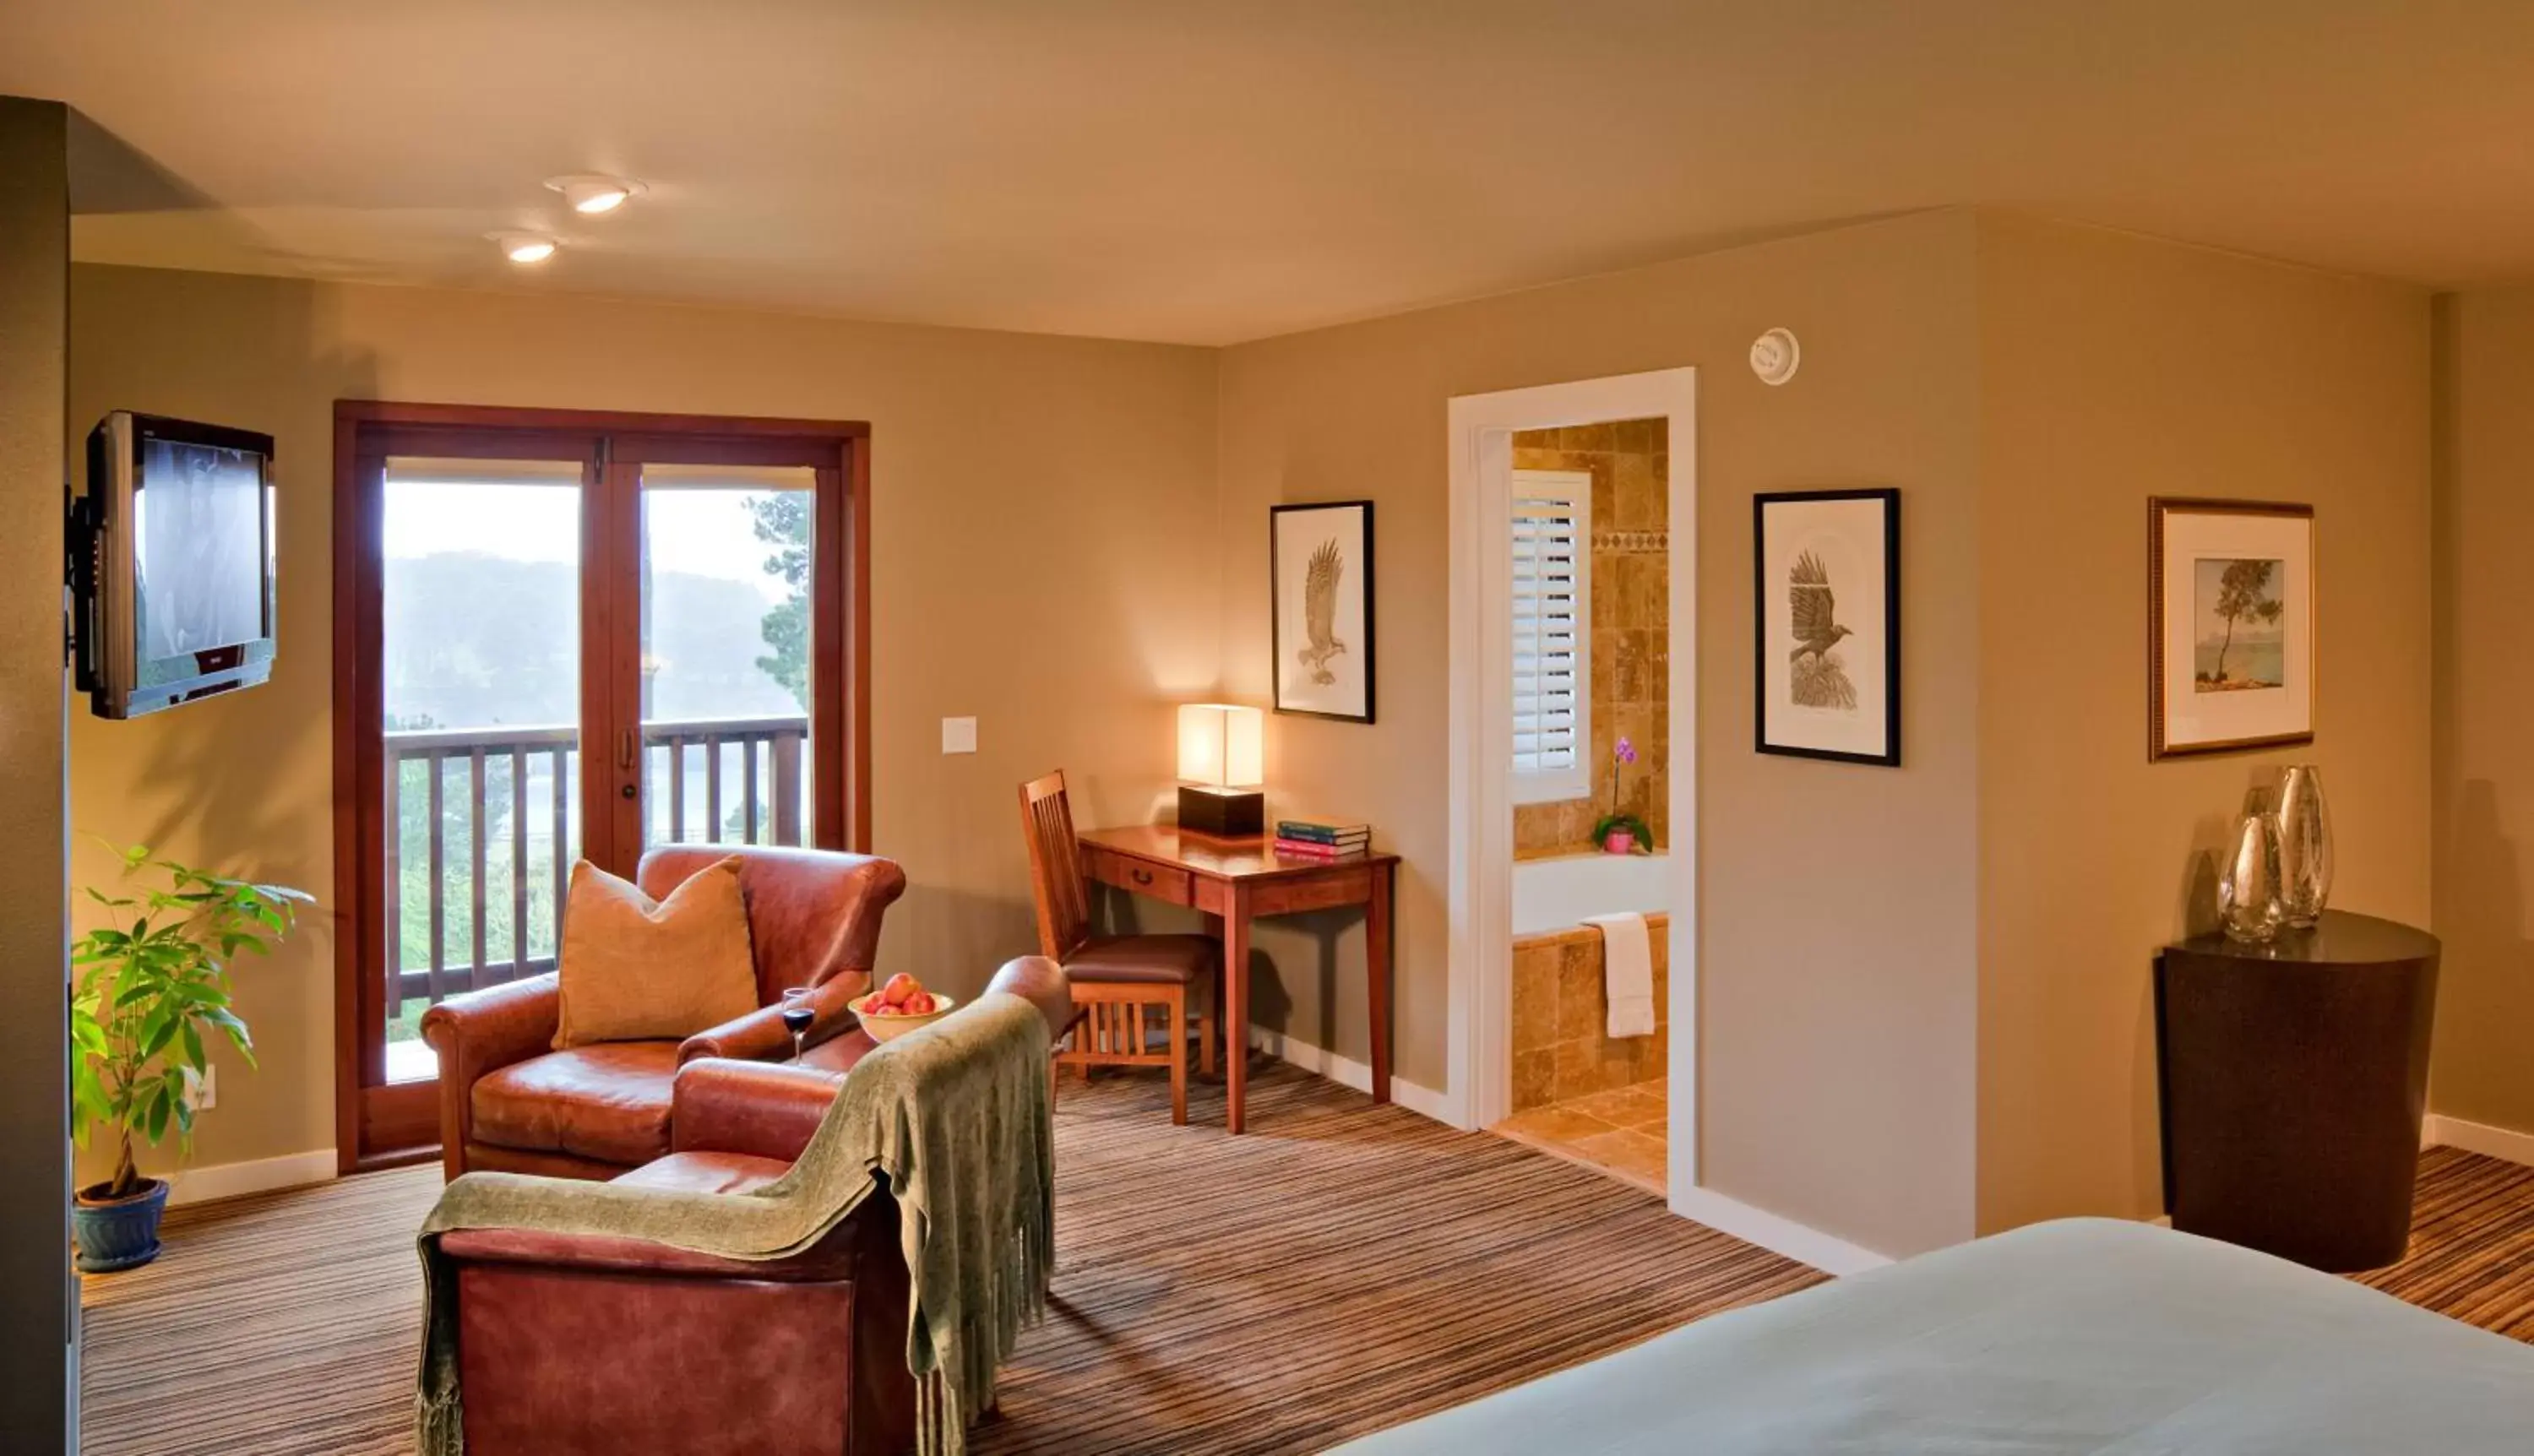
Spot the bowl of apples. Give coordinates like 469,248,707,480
851,973,957,1043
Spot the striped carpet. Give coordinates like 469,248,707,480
2353,1143,2534,1338
79,1064,1819,1456
76,1069,2534,1456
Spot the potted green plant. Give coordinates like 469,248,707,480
69,844,311,1273
1591,736,1655,855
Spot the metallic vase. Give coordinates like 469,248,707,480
2276,764,2334,927
2217,809,2287,943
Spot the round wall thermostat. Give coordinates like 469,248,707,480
1749,328,1800,386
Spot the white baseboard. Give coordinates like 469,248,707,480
165,1149,337,1208
1246,1027,1455,1126
2423,1113,2534,1168
1667,1185,1893,1276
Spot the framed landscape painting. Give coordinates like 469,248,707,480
1754,488,1900,766
2149,497,2314,759
1270,500,1375,723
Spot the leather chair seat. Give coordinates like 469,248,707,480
1063,933,1220,986
617,1149,794,1198
471,1041,682,1167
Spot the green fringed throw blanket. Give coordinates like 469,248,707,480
414,991,1055,1456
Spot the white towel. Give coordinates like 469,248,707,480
1580,912,1656,1040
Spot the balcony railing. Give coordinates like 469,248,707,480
385,714,809,1014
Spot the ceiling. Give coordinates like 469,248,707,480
7,0,2534,345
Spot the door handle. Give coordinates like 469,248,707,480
620,783,638,801
618,730,636,770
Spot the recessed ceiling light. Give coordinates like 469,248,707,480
544,174,645,215
489,232,558,264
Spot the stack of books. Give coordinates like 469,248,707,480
1274,818,1372,860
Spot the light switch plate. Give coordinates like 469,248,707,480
941,716,978,754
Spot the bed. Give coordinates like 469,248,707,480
1328,1218,2534,1454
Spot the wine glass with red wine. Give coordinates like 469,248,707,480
780,986,817,1062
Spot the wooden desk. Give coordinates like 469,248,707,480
1079,824,1398,1133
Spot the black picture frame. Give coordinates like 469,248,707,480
1270,500,1376,724
1753,488,1900,766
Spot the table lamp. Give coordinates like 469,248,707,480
1177,703,1264,836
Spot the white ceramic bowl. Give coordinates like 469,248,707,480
851,991,957,1043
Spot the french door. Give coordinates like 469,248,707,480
332,403,870,1170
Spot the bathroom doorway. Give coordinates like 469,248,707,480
1444,370,1695,1203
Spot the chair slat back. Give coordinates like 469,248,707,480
1019,770,1092,959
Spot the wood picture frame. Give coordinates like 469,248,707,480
1270,500,1376,723
1754,488,1900,766
2149,497,2314,759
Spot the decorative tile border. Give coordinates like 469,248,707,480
1592,530,1668,554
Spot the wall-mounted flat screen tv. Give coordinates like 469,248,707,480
72,411,278,720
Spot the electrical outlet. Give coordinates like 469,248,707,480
182,1065,216,1112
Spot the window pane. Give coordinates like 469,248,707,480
639,466,817,849
380,461,583,1083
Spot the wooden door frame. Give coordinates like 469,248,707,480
329,399,872,1172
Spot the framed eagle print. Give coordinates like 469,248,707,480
2149,497,2314,759
1754,489,1900,765
1270,500,1375,723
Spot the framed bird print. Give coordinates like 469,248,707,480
1270,500,1375,723
1754,489,1900,765
2149,497,2314,759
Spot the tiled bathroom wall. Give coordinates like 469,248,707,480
1509,416,1669,858
1509,912,1670,1111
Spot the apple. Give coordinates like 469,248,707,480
904,992,936,1015
880,972,921,1007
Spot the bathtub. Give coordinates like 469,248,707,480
1510,850,1670,936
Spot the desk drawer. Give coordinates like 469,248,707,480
1251,867,1374,916
1085,847,1194,907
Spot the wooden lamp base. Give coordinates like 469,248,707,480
1177,785,1263,838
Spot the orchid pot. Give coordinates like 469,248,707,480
1589,736,1655,856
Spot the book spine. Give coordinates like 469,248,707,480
1275,823,1370,844
1274,839,1364,859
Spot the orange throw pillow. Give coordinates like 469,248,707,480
552,856,759,1050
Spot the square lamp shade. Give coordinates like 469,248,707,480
1177,704,1264,836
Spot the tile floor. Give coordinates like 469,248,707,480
1489,1078,1668,1194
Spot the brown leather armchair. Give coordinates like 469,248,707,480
435,957,1075,1456
421,845,908,1182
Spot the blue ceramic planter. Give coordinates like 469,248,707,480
73,1179,168,1274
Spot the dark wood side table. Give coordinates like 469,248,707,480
2155,910,2439,1272
1078,824,1398,1133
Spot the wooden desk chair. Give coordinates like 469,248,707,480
1020,770,1219,1125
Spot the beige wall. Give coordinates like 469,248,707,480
2430,285,2534,1138
65,209,2451,1259
1973,214,2433,1231
1217,210,1987,1257
67,263,1220,1181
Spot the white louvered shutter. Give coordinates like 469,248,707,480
1509,470,1591,804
